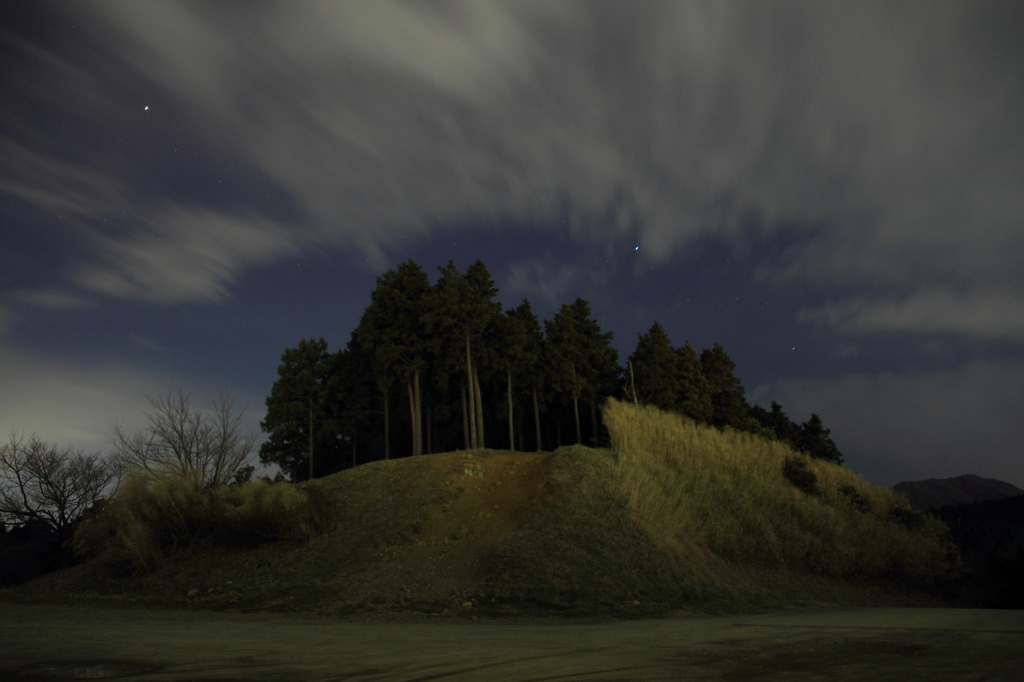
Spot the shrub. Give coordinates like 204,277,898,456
73,468,329,572
889,505,926,532
783,456,820,496
839,484,870,513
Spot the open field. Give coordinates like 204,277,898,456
1,603,1022,680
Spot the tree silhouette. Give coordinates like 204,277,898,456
677,341,713,423
700,343,749,430
628,322,682,411
355,260,432,457
505,300,546,450
0,432,112,532
797,413,844,464
113,388,255,487
260,338,340,480
545,299,619,444
424,260,501,449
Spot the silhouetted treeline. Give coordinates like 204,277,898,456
934,495,1024,608
260,259,843,480
0,519,77,587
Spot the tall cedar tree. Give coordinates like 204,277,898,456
545,298,619,444
258,259,846,474
260,338,340,480
506,300,546,451
331,339,379,468
699,343,749,430
628,322,682,411
677,341,713,422
424,260,501,450
355,261,432,457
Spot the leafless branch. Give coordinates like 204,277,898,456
0,431,114,531
111,388,255,486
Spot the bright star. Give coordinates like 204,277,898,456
633,245,639,252
143,105,149,111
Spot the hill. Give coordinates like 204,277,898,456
8,401,962,616
893,475,1023,511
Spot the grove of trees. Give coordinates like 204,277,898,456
261,259,844,480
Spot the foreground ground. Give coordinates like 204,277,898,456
1,603,1021,680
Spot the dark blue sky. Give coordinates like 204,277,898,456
2,1,1023,486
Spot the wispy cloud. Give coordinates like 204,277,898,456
802,288,1024,343
11,289,93,311
73,207,303,304
6,2,1022,321
504,257,608,311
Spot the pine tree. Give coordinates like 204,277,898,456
699,343,749,429
545,299,619,444
797,414,844,464
424,260,501,449
628,322,682,411
259,338,340,480
506,301,546,451
676,341,713,423
354,260,432,457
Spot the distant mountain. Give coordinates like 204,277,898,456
893,474,1023,511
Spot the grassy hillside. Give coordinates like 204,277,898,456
603,400,962,601
7,401,963,616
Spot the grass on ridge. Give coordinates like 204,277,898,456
603,399,962,594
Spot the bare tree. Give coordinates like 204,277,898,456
0,432,114,531
112,388,256,487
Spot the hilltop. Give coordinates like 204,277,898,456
9,401,962,617
893,474,1023,512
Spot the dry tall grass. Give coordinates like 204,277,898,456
74,468,328,572
604,399,961,591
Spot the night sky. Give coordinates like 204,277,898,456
2,1,1022,487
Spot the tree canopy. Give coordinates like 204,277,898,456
259,259,844,478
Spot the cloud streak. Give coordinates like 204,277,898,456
2,1,1021,487
3,1,1019,316
804,288,1024,343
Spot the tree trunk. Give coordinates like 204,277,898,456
406,371,422,457
590,399,598,446
572,395,581,444
414,369,422,456
465,336,478,449
461,380,470,450
308,395,314,480
473,364,485,449
426,406,433,455
382,388,390,460
507,366,514,451
516,408,525,451
532,387,542,451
